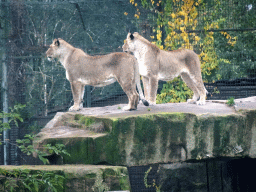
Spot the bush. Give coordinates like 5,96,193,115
156,77,193,104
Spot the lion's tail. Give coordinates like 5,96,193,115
133,57,149,106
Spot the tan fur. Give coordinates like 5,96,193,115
46,38,148,111
123,32,207,105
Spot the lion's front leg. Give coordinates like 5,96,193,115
148,76,158,105
79,85,85,108
142,76,149,102
69,81,84,111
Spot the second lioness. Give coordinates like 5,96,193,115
123,32,207,105
46,38,148,111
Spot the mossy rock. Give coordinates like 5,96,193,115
35,109,256,166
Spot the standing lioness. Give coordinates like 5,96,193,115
123,32,207,105
46,38,148,111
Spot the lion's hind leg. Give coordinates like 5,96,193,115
181,72,200,104
196,83,207,105
123,89,139,111
120,82,139,111
192,73,207,105
181,72,207,105
122,93,138,111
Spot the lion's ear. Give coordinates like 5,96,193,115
55,39,60,46
130,34,134,40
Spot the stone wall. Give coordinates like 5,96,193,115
35,110,256,166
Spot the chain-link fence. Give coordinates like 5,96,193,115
1,0,138,115
0,0,255,165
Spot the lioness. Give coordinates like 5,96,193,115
46,38,149,111
123,32,207,105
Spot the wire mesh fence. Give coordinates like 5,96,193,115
1,0,137,114
0,0,255,166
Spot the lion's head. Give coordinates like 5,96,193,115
46,38,61,61
122,32,138,53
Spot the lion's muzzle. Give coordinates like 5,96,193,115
47,56,53,61
46,48,54,61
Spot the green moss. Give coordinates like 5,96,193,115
213,115,243,155
104,167,130,191
104,119,124,164
191,114,251,158
119,175,130,190
45,137,94,164
103,168,116,176
84,173,97,179
135,115,157,143
110,113,189,163
191,116,214,159
74,114,83,121
101,118,114,132
74,114,95,126
119,117,136,135
80,117,95,126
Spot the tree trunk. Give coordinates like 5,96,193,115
7,0,27,107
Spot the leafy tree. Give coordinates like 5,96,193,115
126,0,254,103
213,0,256,79
0,104,25,145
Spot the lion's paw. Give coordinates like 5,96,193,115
148,101,156,106
122,106,131,111
123,105,136,111
187,99,197,104
69,105,81,111
196,100,206,105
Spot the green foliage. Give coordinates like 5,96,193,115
0,105,70,191
0,104,26,145
0,104,69,164
215,31,256,80
0,104,25,132
144,166,152,188
0,168,65,192
144,166,162,192
226,97,235,106
16,135,70,165
91,170,110,192
213,87,220,94
156,77,193,104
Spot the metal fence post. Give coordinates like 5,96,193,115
2,53,9,165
